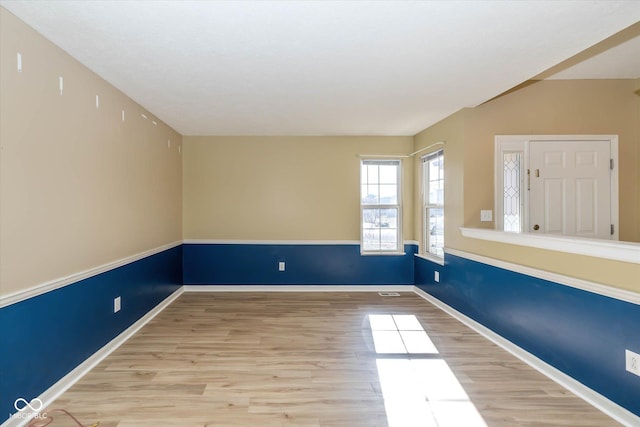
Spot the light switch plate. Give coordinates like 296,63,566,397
480,210,493,222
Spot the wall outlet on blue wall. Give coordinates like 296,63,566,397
434,271,440,282
113,296,121,313
278,262,285,272
626,350,640,376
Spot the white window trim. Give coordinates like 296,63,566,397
494,135,619,239
422,150,444,259
414,251,445,266
360,158,404,255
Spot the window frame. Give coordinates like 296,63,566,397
360,158,403,255
422,149,445,261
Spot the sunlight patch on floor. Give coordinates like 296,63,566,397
369,314,487,427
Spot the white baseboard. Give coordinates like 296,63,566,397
5,284,637,426
1,287,184,427
412,287,640,427
183,285,416,292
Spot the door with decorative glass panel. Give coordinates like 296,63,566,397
496,135,617,240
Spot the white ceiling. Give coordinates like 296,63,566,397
2,1,639,136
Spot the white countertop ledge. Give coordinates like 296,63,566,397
460,228,640,265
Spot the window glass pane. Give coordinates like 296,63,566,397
362,225,381,251
363,208,381,252
429,179,443,205
364,184,379,204
379,165,397,184
428,156,443,181
503,152,522,232
426,153,444,205
427,207,444,257
362,162,399,206
380,208,398,250
422,161,429,204
380,208,397,228
363,208,379,228
367,164,379,184
362,208,398,251
380,228,398,250
379,184,397,204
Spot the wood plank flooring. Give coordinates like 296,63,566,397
45,292,620,426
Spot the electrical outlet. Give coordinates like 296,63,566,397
434,271,440,283
114,296,121,313
626,350,640,376
278,262,285,272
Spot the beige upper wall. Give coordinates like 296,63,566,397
183,136,413,242
3,5,637,296
0,8,183,296
412,109,467,250
413,79,640,291
466,79,639,242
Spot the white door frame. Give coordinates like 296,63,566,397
495,135,619,240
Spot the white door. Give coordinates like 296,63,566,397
529,140,612,239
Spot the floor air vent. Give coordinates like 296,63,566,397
378,292,400,297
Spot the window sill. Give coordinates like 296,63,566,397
460,227,640,264
414,252,445,266
360,251,406,256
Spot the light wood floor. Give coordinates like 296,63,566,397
45,292,619,426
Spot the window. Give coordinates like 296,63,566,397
361,159,402,253
423,150,444,258
501,151,524,233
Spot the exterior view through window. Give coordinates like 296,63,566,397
361,159,401,253
423,150,444,258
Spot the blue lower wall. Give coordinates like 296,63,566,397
183,243,417,285
415,253,640,417
0,246,182,422
4,243,638,421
